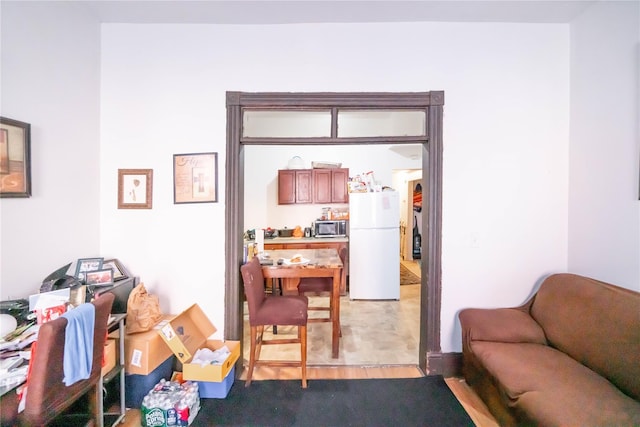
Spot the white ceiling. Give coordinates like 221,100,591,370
81,0,597,24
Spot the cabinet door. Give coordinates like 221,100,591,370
282,243,309,250
295,170,313,204
264,243,284,250
331,168,349,203
278,170,296,204
312,169,332,204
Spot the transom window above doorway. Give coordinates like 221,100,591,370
242,109,426,139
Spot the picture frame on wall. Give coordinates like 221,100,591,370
0,117,31,198
118,169,153,209
75,257,104,281
173,152,218,204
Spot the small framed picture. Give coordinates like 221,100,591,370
173,152,218,204
118,169,153,209
85,269,114,286
75,257,104,281
0,117,31,198
103,258,130,281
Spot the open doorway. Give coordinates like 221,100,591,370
225,91,447,374
242,148,423,365
394,169,423,290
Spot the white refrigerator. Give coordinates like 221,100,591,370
349,191,400,300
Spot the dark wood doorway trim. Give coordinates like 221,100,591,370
225,91,444,374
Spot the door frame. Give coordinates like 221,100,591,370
225,91,447,374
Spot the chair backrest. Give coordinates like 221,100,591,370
22,292,115,425
240,257,266,325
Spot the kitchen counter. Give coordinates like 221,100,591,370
246,236,349,244
270,236,349,243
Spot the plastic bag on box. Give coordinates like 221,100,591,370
126,283,162,334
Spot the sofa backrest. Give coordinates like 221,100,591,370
529,273,640,401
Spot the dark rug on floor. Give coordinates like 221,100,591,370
400,263,421,285
197,376,474,426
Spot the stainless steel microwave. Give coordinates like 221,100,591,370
314,220,348,238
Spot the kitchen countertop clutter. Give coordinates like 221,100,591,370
264,236,349,244
244,236,348,245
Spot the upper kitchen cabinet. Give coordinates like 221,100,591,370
313,168,349,204
279,168,349,205
278,169,313,204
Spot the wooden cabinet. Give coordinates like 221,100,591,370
278,169,312,204
313,168,349,204
331,168,349,203
279,168,349,205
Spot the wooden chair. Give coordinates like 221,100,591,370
7,292,114,426
297,246,346,333
241,257,308,388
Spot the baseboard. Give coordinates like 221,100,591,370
426,352,462,377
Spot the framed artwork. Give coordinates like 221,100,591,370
173,152,218,204
118,169,153,209
85,269,114,286
103,258,130,281
75,257,104,281
0,117,31,198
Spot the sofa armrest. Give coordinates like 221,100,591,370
459,308,548,345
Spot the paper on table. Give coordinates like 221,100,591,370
282,257,310,265
28,288,70,311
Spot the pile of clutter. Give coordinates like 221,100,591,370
348,171,392,193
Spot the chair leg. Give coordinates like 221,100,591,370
246,325,261,387
272,279,280,334
300,325,307,389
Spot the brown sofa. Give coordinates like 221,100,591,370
459,273,640,426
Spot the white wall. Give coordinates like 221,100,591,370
0,2,102,299
568,1,640,290
99,22,570,349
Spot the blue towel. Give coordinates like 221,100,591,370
61,303,95,386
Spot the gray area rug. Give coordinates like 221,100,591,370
400,263,421,285
197,376,474,426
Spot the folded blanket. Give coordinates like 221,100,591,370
61,303,95,386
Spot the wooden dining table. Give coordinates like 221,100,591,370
259,248,343,358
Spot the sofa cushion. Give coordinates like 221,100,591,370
471,341,640,426
529,273,640,401
460,308,547,345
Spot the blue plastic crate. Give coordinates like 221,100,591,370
195,366,235,399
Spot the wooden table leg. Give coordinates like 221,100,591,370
331,268,341,358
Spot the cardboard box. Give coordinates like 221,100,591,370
124,315,176,375
102,339,117,377
157,304,240,383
